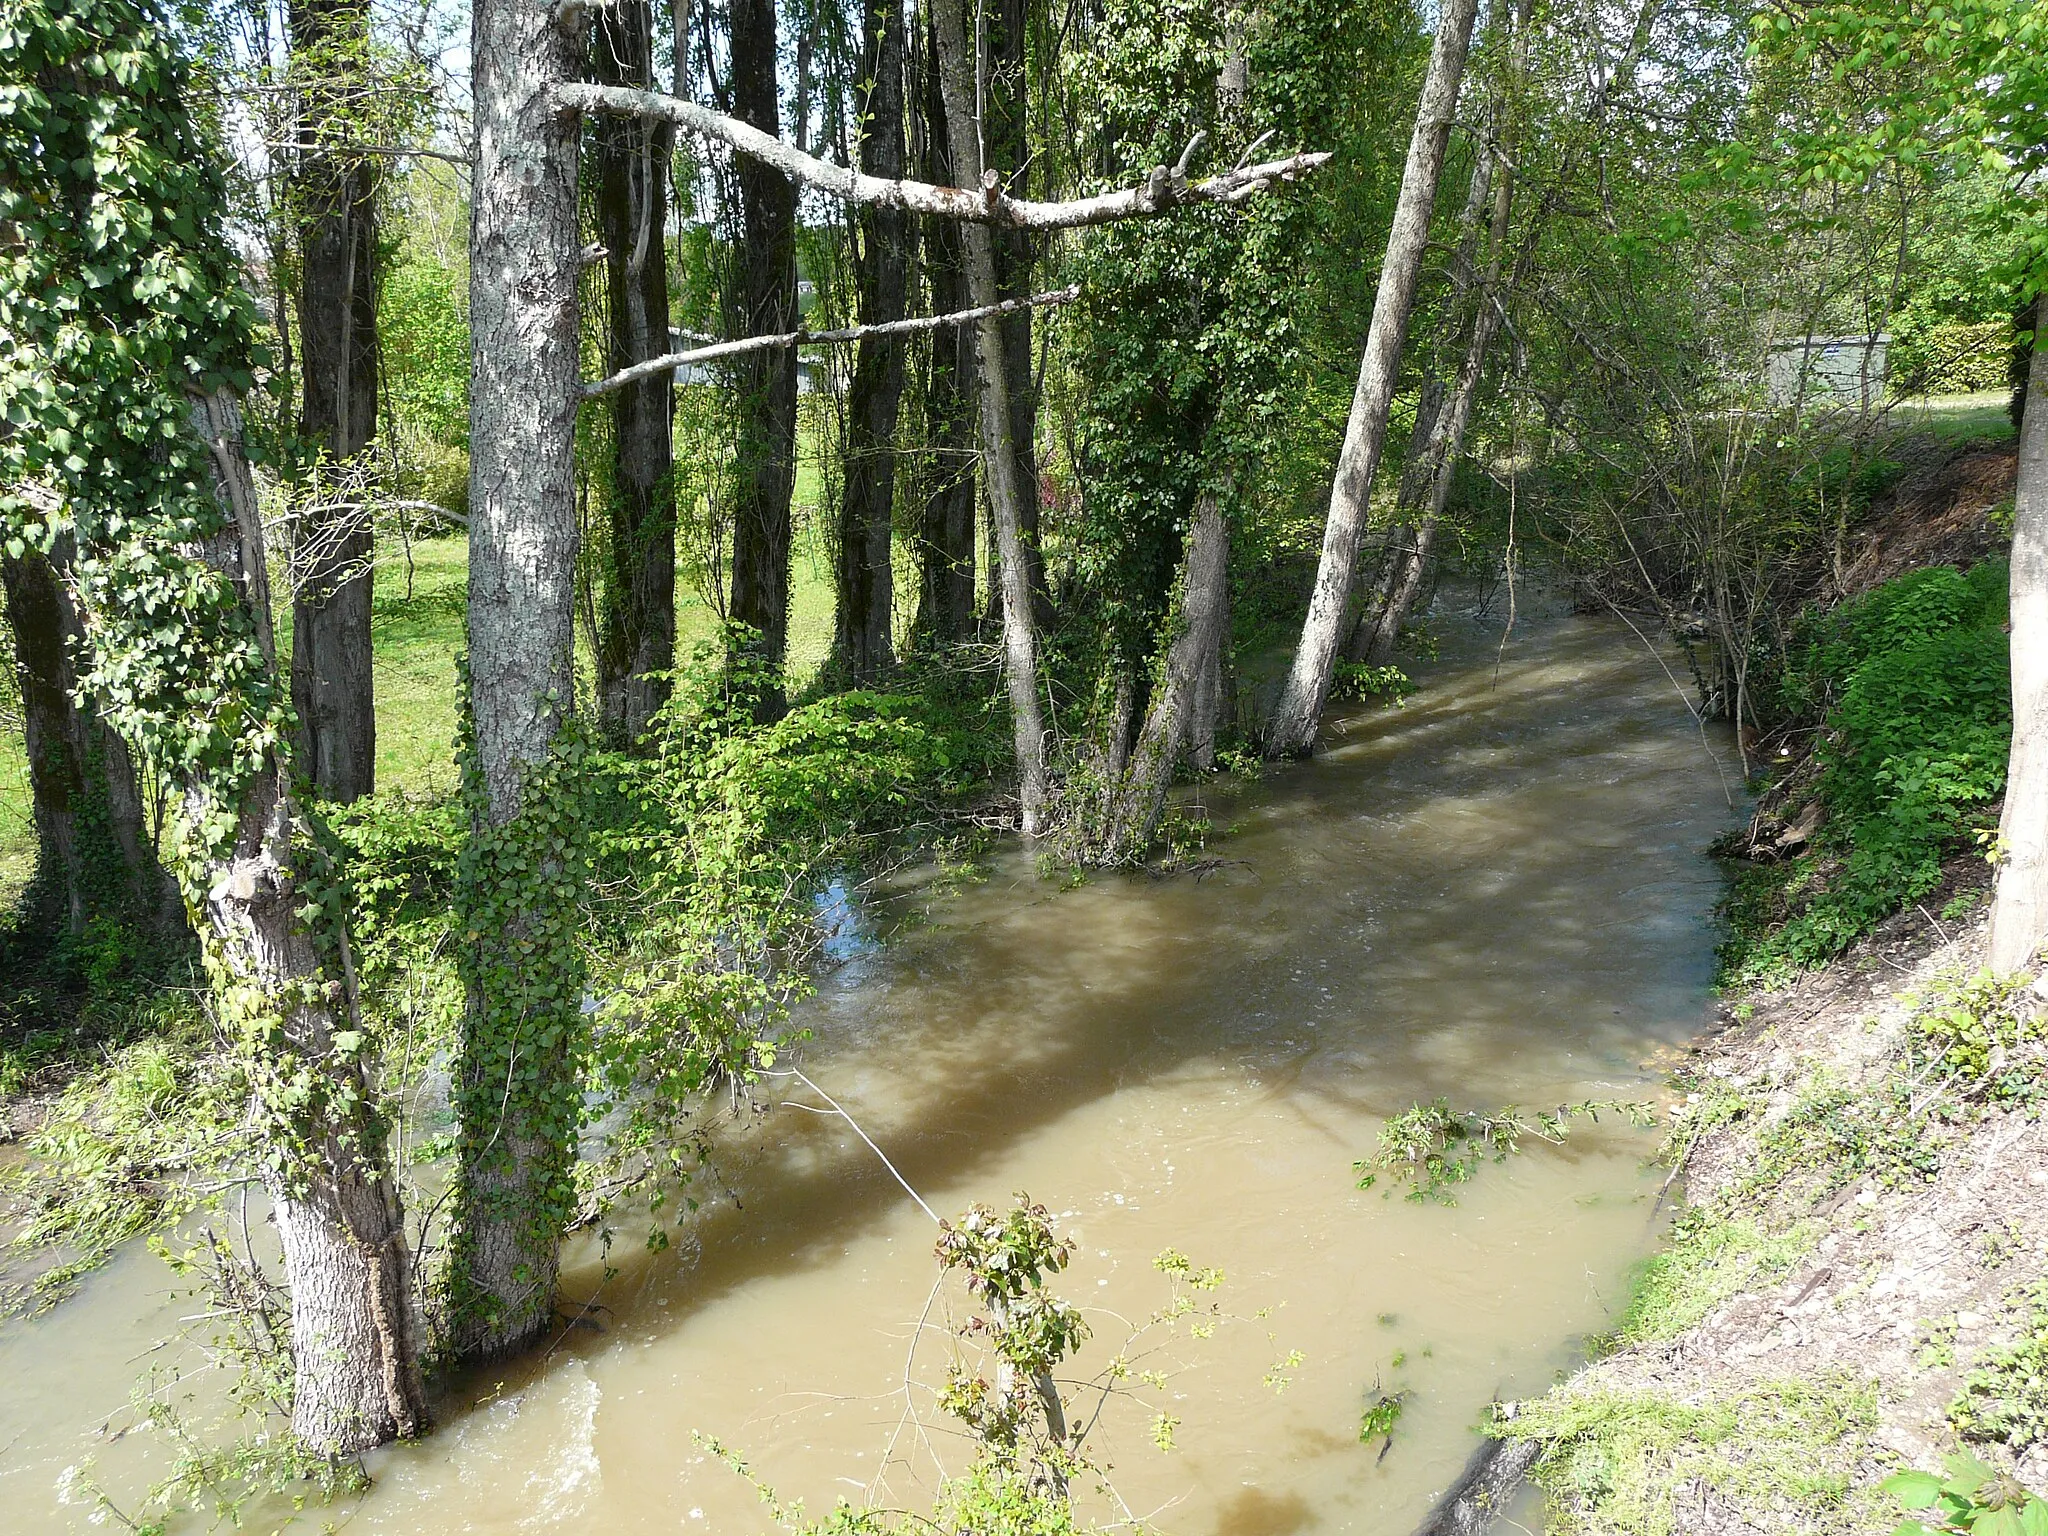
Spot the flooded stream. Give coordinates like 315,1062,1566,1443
0,598,1740,1534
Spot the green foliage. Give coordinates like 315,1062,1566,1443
1509,1377,1884,1536
1951,1282,2048,1453
379,253,470,450
1355,1097,1655,1204
1883,1453,2048,1536
1722,563,2011,982
1331,661,1414,705
1614,1213,1819,1346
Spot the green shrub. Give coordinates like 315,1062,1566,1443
1722,563,2010,982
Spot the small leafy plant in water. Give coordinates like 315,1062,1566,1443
1356,1098,1656,1204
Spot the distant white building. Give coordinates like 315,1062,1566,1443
1766,333,1889,408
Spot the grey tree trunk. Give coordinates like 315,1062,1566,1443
831,0,910,684
911,13,978,646
931,0,1050,833
1265,0,1482,756
289,0,379,802
987,0,1045,622
1,541,176,938
591,0,679,744
725,0,801,682
1990,292,2048,970
1101,493,1229,862
1358,130,1516,668
184,390,429,1454
456,0,585,1361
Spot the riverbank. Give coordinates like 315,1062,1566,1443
1496,859,2048,1534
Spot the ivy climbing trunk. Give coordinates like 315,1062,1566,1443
1990,292,2048,971
1,539,176,940
288,0,380,803
931,0,1050,833
591,0,679,745
725,0,801,685
830,0,910,684
455,0,589,1362
911,13,978,647
1100,492,1229,862
187,392,429,1456
1265,0,1481,757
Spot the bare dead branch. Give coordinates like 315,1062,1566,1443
554,81,1330,230
578,285,1081,399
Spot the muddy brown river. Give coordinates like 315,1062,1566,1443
0,599,1739,1534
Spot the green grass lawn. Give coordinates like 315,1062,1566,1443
1894,388,2018,445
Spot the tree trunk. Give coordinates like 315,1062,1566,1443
591,0,679,744
1990,292,2048,971
911,13,978,646
830,0,910,684
987,0,1046,623
1265,0,1482,756
0,541,175,939
455,0,587,1361
725,0,801,684
289,0,379,803
931,0,1050,834
185,390,429,1454
1101,493,1229,862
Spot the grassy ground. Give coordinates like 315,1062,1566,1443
1894,388,2019,445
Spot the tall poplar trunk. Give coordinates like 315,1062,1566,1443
591,0,679,743
184,391,428,1454
931,0,1050,833
1,541,175,939
725,0,801,682
1100,492,1229,862
987,0,1045,621
1265,0,1482,756
1989,291,2048,971
830,0,910,684
911,14,978,646
455,0,587,1361
289,0,379,802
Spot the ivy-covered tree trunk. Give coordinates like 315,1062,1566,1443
189,392,430,1450
725,0,801,684
911,16,979,647
455,0,590,1361
830,0,910,684
1,540,176,939
932,0,1050,833
1990,291,2048,970
1099,492,1229,862
591,0,679,744
288,0,380,803
1265,0,1481,757
3,2,427,1452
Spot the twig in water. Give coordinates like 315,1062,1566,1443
767,1068,939,1224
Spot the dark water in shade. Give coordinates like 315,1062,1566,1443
0,597,1740,1534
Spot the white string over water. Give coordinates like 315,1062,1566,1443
764,1067,941,1225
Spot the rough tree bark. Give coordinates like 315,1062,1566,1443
930,0,1050,832
1265,0,1483,756
724,0,801,683
1101,493,1230,861
186,390,428,1454
1990,292,2048,970
289,0,379,802
591,0,678,743
830,0,911,684
456,0,585,1361
0,540,175,938
910,10,977,645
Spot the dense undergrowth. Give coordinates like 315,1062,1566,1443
1717,558,2013,985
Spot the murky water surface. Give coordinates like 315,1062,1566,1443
1,600,1739,1534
